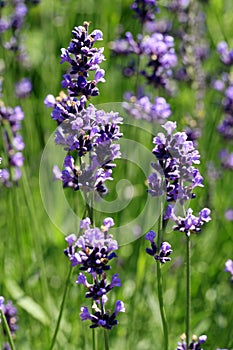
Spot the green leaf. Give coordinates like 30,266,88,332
5,280,50,326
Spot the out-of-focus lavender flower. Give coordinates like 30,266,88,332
217,42,233,66
131,0,159,24
123,94,171,123
176,333,207,350
15,78,32,98
0,297,18,350
0,102,25,186
65,218,124,330
219,149,233,170
225,209,233,221
217,115,233,139
145,230,172,263
147,121,203,203
110,7,177,93
224,259,233,282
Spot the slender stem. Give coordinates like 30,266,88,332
157,262,169,350
186,235,191,346
0,309,16,350
100,297,109,350
156,205,169,350
104,329,109,350
49,265,73,350
92,328,96,350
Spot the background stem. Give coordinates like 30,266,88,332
49,265,73,350
186,235,191,346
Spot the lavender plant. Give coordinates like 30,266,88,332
45,22,124,350
0,0,39,62
110,0,177,124
45,22,122,197
213,41,233,171
0,100,25,186
146,121,211,347
64,218,125,331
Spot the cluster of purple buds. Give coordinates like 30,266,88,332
0,0,29,59
64,218,125,329
111,30,177,92
224,259,233,282
45,23,122,195
130,0,159,24
219,149,233,170
145,230,172,264
214,79,233,139
176,333,207,350
165,206,211,237
60,21,105,99
213,43,233,171
15,78,32,99
147,121,203,203
49,103,122,195
0,296,18,348
0,102,25,186
217,42,233,66
123,93,171,123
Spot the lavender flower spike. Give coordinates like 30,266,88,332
145,230,173,264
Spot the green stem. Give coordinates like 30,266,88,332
0,309,16,350
156,208,168,350
100,298,109,350
186,235,191,346
104,329,109,350
92,328,96,350
157,262,169,350
49,265,73,350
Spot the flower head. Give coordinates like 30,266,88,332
145,230,172,264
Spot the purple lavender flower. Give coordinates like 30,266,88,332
77,272,121,300
131,0,159,24
217,42,233,66
176,333,207,350
171,207,211,237
15,78,32,98
0,297,18,348
65,218,124,330
219,149,233,170
80,299,125,330
225,209,233,221
145,230,173,263
64,217,118,274
110,5,177,93
0,103,25,186
224,259,233,282
147,121,203,203
45,24,123,196
50,104,122,195
59,22,105,99
123,94,171,123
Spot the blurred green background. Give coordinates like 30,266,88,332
0,0,233,349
